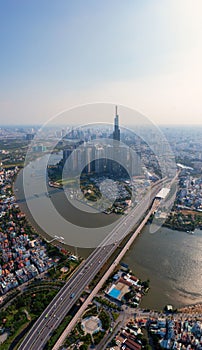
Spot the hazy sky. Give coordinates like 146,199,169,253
0,0,202,125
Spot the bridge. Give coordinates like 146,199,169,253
18,179,167,350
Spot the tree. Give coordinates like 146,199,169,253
33,300,44,314
80,344,88,350
15,296,25,308
142,279,150,289
99,310,110,330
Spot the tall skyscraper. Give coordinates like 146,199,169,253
113,106,120,142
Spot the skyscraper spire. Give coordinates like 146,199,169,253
113,105,120,141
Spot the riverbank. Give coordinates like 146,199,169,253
178,303,202,314
163,211,202,232
13,156,202,310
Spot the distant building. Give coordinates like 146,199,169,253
26,133,34,141
32,144,46,152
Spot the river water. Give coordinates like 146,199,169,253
14,154,202,310
123,226,202,309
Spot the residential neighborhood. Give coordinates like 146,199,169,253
0,166,55,295
176,173,202,213
111,312,202,350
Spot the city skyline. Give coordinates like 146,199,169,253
62,106,142,178
0,2,202,346
0,1,202,126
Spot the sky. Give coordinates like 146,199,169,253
0,0,202,125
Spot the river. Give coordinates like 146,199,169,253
123,226,202,309
14,154,202,310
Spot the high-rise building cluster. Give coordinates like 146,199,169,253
63,107,142,177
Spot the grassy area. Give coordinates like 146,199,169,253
0,288,59,349
64,331,92,348
0,258,81,349
0,139,29,167
83,305,98,318
93,330,105,345
111,311,119,321
0,320,31,350
47,258,80,281
94,296,121,311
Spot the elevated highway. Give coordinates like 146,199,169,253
18,180,166,350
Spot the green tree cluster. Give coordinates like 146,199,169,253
99,310,110,330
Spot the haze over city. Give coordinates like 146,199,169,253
1,2,202,350
0,0,202,125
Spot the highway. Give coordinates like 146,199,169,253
52,198,159,349
18,180,165,350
